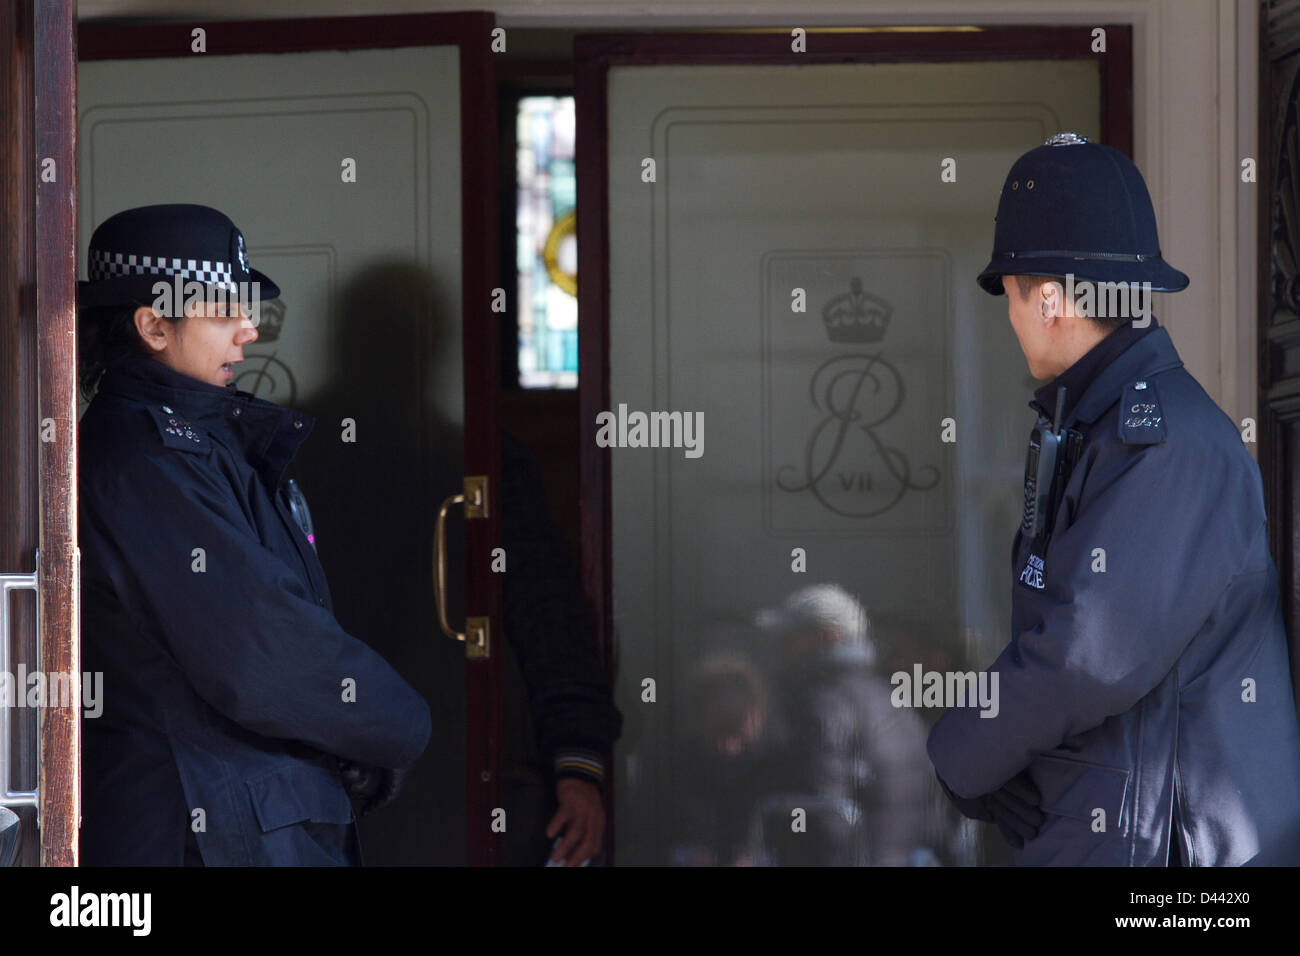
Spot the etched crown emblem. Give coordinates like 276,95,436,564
821,277,892,343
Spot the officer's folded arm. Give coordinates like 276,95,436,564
928,435,1263,800
83,445,432,770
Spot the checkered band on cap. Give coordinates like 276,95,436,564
88,248,235,288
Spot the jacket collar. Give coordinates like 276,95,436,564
97,352,236,410
1029,321,1183,428
96,353,315,488
1033,316,1160,421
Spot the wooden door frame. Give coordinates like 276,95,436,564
575,25,1134,864
78,11,504,866
1,0,79,868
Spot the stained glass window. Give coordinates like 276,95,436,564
517,95,578,388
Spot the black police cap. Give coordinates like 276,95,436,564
78,203,280,311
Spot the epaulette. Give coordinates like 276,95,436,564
1118,378,1167,445
145,403,211,454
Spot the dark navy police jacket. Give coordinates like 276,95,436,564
79,354,432,865
929,318,1300,865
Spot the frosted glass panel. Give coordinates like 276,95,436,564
607,60,1100,865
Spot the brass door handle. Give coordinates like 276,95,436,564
434,476,490,660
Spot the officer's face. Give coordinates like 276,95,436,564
135,299,259,387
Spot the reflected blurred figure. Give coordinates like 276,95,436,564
756,584,937,865
669,654,778,866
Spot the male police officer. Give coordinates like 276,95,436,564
927,134,1300,865
77,204,432,865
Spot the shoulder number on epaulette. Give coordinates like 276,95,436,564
146,404,211,455
1118,379,1167,445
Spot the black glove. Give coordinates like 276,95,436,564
336,761,411,817
936,770,1045,849
337,760,383,803
360,766,409,816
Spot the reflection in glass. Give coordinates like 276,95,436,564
661,586,971,866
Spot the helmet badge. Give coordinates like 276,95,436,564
1045,132,1089,147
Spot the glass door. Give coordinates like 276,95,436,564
593,53,1106,866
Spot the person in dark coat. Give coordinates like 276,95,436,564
928,135,1300,866
497,429,624,865
77,204,431,866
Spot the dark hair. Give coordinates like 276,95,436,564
77,302,178,402
1009,273,1128,333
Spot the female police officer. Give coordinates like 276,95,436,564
77,204,431,865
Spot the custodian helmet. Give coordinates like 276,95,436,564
976,133,1189,296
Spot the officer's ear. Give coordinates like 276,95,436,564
133,305,172,353
1040,280,1064,322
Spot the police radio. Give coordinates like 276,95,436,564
284,477,317,551
1021,387,1082,542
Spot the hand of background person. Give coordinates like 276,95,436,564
546,778,605,866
